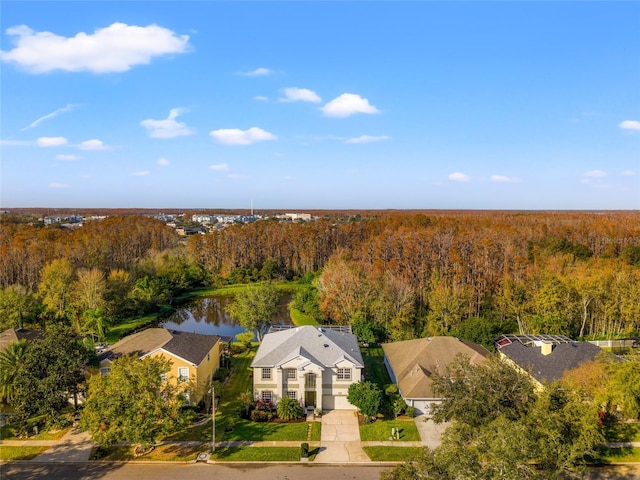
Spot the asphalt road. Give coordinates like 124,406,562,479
1,462,391,480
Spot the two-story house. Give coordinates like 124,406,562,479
98,328,223,405
251,325,364,411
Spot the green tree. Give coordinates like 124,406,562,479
10,327,92,431
37,259,76,325
0,339,30,403
80,355,184,449
430,354,535,428
276,396,304,421
235,330,255,348
225,283,279,342
347,381,382,421
0,284,38,330
606,351,640,419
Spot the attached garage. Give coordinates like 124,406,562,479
408,399,439,416
322,394,355,410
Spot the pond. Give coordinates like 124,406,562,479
159,293,293,339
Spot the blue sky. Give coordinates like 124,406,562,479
1,1,639,210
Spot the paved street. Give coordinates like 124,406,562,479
1,463,391,480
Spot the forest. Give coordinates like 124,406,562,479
1,210,639,345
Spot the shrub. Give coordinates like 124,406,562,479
301,442,309,458
347,381,383,420
277,397,304,421
251,410,270,422
406,406,415,418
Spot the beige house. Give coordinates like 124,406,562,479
382,336,490,415
98,328,223,405
251,325,364,411
0,328,43,353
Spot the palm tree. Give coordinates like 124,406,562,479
0,339,30,403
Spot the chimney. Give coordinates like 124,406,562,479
541,342,554,356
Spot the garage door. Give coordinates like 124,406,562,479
323,394,355,410
411,400,438,416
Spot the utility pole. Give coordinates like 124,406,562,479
211,385,216,452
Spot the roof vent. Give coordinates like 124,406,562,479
324,344,329,348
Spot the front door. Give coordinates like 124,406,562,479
305,391,316,409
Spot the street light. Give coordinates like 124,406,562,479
211,386,216,453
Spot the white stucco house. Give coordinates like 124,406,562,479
251,325,364,411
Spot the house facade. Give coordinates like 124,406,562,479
98,328,223,405
382,336,490,415
251,325,364,411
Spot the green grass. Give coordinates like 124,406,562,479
592,447,640,464
361,345,392,386
105,313,161,344
0,424,71,441
210,446,301,462
290,307,320,326
603,423,640,442
91,444,204,462
0,445,51,460
360,418,420,442
363,446,423,462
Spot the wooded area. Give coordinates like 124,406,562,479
1,211,639,343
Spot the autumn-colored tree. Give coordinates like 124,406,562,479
37,258,75,326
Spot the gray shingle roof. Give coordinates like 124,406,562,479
100,328,220,366
251,326,364,368
0,328,44,353
499,341,601,383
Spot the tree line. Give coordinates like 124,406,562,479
1,211,639,343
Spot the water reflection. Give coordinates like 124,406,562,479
160,294,293,339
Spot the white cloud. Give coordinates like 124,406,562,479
448,172,471,182
209,163,230,171
56,154,81,161
0,139,31,146
490,175,521,183
209,127,277,145
583,170,607,178
131,170,150,177
253,95,269,102
345,135,390,144
78,139,108,151
157,157,170,166
621,170,636,177
37,136,67,147
49,182,68,188
23,104,75,130
1,23,189,73
321,93,380,118
238,67,272,77
140,108,194,138
619,120,640,131
279,87,321,103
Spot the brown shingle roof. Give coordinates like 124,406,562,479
100,328,220,366
382,336,489,399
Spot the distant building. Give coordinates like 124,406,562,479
192,214,216,224
282,213,312,222
44,214,83,225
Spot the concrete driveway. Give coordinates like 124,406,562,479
414,414,450,449
314,410,370,463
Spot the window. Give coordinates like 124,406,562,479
178,367,189,382
305,373,315,388
285,368,296,380
261,368,272,380
100,367,110,376
261,391,272,402
337,368,351,380
286,391,297,400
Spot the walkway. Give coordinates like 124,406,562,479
314,410,370,463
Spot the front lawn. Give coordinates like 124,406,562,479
210,446,301,462
360,418,420,442
0,445,50,460
603,422,640,442
363,446,423,462
0,423,71,441
91,444,204,462
592,447,640,464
